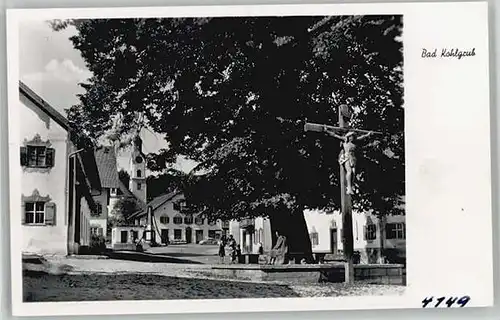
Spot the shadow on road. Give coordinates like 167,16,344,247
154,252,216,258
24,272,300,301
106,251,204,264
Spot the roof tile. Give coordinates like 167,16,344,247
94,147,120,188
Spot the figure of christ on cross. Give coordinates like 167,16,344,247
324,127,374,195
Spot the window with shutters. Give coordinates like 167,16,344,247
21,146,55,168
184,215,193,225
22,190,55,225
173,215,183,224
20,135,55,169
364,224,377,240
25,202,45,224
159,215,169,224
386,223,405,239
90,227,104,236
91,202,103,217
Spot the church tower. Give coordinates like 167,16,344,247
129,135,147,204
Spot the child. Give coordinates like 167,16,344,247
218,240,226,264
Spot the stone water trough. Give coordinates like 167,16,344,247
211,263,405,285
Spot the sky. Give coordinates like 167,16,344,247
19,19,197,174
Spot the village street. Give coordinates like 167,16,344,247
23,244,405,302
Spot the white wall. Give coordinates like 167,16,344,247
80,197,91,247
229,220,241,244
229,210,406,260
19,94,69,256
111,226,145,245
108,192,120,218
150,194,223,243
304,209,406,255
254,217,272,253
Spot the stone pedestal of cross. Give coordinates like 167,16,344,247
304,104,380,283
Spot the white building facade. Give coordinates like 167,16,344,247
127,192,226,245
17,82,101,255
229,209,406,264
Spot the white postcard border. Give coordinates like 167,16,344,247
6,2,493,316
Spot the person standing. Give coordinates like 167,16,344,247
218,239,226,264
229,237,237,263
236,244,242,263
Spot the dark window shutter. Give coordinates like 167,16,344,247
21,202,26,224
363,226,367,240
45,148,55,167
45,202,56,225
20,147,28,166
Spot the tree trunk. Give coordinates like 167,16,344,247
269,208,314,264
378,214,386,264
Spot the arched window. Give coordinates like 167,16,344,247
173,215,183,225
184,215,193,225
159,216,169,224
137,170,142,177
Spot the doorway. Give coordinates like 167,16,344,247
120,230,128,243
185,227,192,243
330,228,338,255
195,230,204,243
161,229,169,244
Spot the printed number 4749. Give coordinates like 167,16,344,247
422,296,470,308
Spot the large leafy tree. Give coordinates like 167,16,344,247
53,15,403,261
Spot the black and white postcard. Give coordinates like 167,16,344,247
6,2,493,316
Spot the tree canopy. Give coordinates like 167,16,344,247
109,196,142,228
53,15,403,220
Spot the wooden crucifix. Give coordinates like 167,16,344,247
304,104,378,283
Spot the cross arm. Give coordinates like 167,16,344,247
304,122,382,135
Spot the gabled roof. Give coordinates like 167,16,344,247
19,81,70,131
128,191,181,220
94,147,120,189
19,81,102,195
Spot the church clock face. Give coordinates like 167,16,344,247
135,156,143,164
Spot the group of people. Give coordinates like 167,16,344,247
217,231,288,265
218,234,242,264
